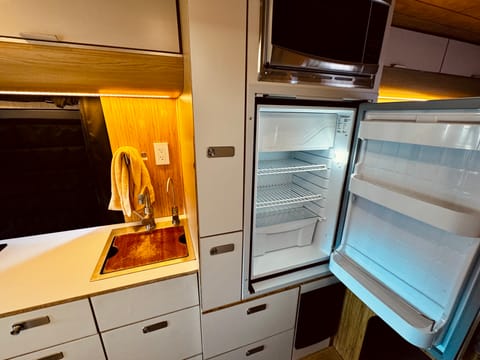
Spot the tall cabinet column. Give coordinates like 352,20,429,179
183,0,246,310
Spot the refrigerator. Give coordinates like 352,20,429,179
243,96,480,359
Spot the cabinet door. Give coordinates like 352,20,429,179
382,27,447,72
201,288,299,358
0,0,180,53
0,299,97,359
101,306,202,360
199,232,243,311
11,335,105,360
188,0,246,237
441,40,480,77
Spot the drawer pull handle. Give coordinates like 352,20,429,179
10,316,50,335
37,352,64,360
210,243,235,255
142,320,168,334
207,146,235,158
247,304,267,315
246,345,265,356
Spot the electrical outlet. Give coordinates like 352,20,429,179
153,142,170,165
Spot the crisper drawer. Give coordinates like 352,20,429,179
209,329,294,360
90,273,198,331
101,306,202,360
11,335,105,360
0,299,97,359
201,288,299,358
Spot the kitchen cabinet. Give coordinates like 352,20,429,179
209,329,294,360
382,27,448,73
0,0,180,53
201,287,298,359
10,335,105,360
90,273,202,360
100,306,201,360
199,232,243,311
187,0,247,238
441,40,480,77
0,299,98,359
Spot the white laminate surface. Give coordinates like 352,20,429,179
0,217,199,317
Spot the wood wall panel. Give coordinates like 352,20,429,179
333,290,375,360
0,40,183,96
393,0,480,45
100,97,185,222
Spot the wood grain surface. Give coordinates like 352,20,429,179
102,226,188,273
0,40,183,96
101,97,185,221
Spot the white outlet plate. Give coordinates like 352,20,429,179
153,142,170,165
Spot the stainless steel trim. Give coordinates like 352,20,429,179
207,146,235,158
246,345,265,356
10,316,51,335
247,303,267,315
210,243,235,255
37,352,64,360
269,46,379,76
142,320,168,334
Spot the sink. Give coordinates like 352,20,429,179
91,222,196,281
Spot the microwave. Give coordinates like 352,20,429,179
259,0,392,88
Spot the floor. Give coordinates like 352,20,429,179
300,347,343,360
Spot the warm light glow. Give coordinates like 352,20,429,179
0,91,173,99
378,86,448,103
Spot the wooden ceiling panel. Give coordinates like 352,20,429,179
393,0,480,45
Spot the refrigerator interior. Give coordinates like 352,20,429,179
250,104,355,283
330,106,480,356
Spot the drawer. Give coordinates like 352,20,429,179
201,288,299,358
101,306,202,360
200,232,242,311
91,273,199,331
11,335,105,360
0,299,97,359
209,329,294,360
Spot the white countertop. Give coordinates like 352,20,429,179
0,218,199,317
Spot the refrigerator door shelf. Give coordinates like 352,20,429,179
359,121,480,151
349,175,480,238
330,251,437,348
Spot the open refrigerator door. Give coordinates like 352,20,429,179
330,99,480,359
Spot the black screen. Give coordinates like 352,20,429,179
271,0,388,64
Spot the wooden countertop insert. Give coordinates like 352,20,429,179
102,226,188,274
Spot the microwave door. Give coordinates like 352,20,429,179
330,99,480,359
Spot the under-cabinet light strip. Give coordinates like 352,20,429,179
0,91,173,99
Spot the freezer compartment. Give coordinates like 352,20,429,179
257,110,337,152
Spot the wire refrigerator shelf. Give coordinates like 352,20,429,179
256,184,325,209
257,159,328,176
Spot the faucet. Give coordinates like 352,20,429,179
167,177,180,226
137,187,156,232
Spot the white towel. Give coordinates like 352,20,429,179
108,146,155,217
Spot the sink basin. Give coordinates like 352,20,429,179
91,222,195,281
